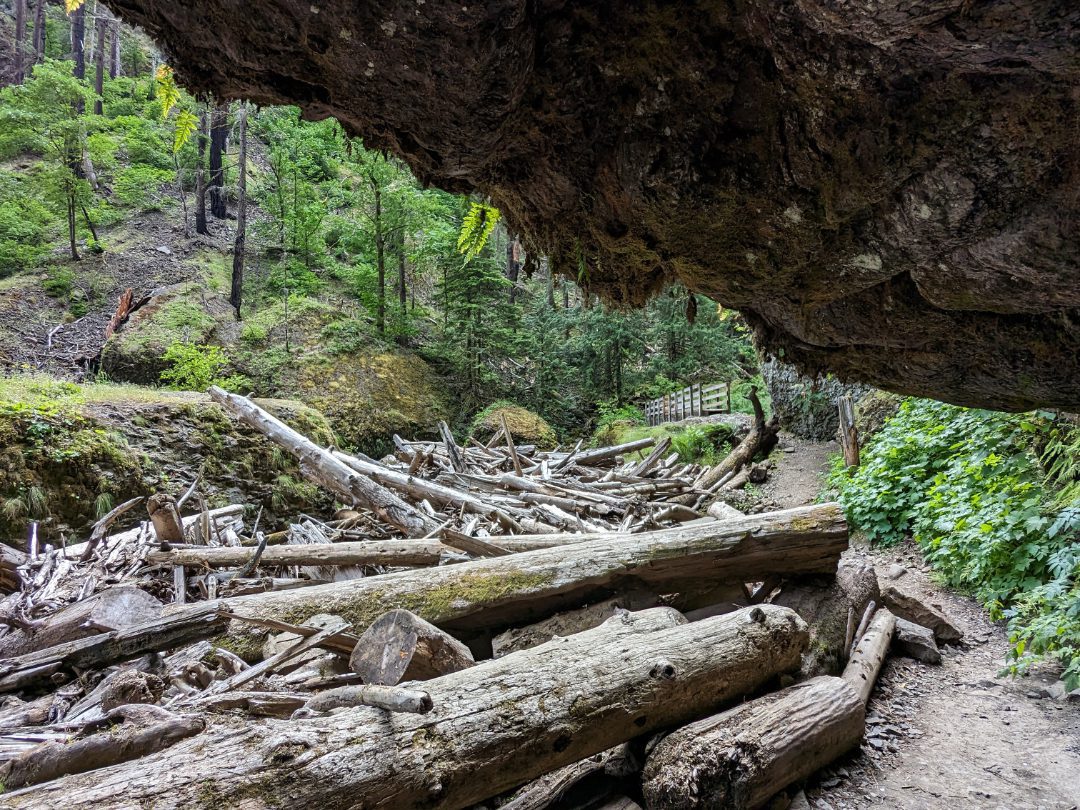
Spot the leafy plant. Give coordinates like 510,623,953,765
159,342,248,392
457,201,500,262
829,399,1080,687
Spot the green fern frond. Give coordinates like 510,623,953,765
173,110,198,153
155,65,181,120
457,201,500,262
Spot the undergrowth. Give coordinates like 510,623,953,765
828,399,1080,688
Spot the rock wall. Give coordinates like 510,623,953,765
761,359,867,441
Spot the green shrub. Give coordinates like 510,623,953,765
829,399,1080,688
0,195,53,274
113,165,173,210
43,267,75,299
160,342,248,393
321,318,374,355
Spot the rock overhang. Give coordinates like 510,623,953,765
102,0,1080,409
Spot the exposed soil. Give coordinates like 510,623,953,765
760,435,1080,810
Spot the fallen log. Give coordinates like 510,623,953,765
208,386,438,536
350,609,475,684
0,587,163,659
0,607,228,693
641,676,864,810
148,540,455,569
772,553,879,675
554,437,656,469
0,710,204,790
207,504,847,657
693,387,779,493
7,606,808,808
842,608,896,705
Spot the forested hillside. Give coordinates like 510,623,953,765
0,1,761,451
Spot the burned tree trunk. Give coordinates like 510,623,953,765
641,676,864,810
8,607,808,809
231,101,248,317
208,102,228,219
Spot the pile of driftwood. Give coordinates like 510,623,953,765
0,388,953,808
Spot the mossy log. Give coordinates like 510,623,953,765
7,606,807,809
641,676,865,810
208,386,439,536
203,504,847,658
772,553,879,676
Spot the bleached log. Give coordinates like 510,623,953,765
148,540,455,569
8,606,808,809
553,438,656,468
0,586,163,659
0,607,228,693
842,608,896,705
641,676,864,810
304,684,433,714
206,504,847,656
350,609,475,684
208,386,438,536
693,388,778,493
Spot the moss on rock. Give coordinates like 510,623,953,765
0,376,335,544
473,402,557,449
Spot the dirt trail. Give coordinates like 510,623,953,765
761,434,1080,810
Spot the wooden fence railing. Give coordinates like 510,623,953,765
644,381,732,426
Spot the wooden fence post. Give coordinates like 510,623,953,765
838,396,860,467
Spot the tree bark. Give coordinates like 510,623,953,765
70,3,86,83
641,676,865,810
0,587,162,659
194,107,209,234
208,387,439,536
208,102,228,218
842,608,896,705
93,13,106,115
374,178,385,335
231,101,248,317
203,502,847,656
350,608,475,685
838,395,860,467
109,19,120,79
7,606,808,809
31,0,45,65
13,0,27,83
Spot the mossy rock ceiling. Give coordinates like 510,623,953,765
103,0,1080,408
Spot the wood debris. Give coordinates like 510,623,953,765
0,390,920,808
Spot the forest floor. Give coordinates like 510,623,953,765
753,434,1080,810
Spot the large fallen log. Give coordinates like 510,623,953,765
208,386,439,536
641,676,864,810
148,540,456,569
205,504,847,658
694,388,778,493
0,586,163,659
8,606,809,809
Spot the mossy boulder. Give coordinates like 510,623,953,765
852,389,904,441
474,403,557,449
0,376,336,544
100,281,229,385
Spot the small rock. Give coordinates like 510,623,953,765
1048,680,1068,701
893,618,941,664
155,245,173,255
881,584,963,644
885,564,907,580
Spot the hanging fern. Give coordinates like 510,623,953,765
155,65,181,119
457,201,500,262
172,109,198,153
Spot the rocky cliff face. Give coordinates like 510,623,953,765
104,0,1079,409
